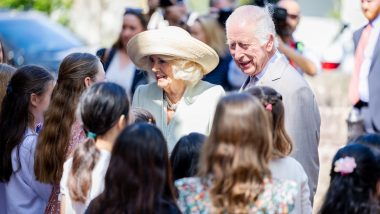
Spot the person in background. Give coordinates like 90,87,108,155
247,86,312,214
130,107,156,125
226,5,320,202
0,40,8,64
0,65,54,213
348,0,380,134
0,64,16,109
175,93,297,213
319,143,380,214
276,0,321,76
85,123,180,214
190,15,232,90
34,53,106,213
170,132,205,181
129,26,224,152
60,82,129,214
96,8,149,99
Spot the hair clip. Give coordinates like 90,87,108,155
87,131,97,139
334,156,357,175
265,103,272,111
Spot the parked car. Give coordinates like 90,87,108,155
0,10,86,72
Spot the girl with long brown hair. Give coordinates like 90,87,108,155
247,86,312,214
60,82,129,213
175,93,297,213
34,53,105,213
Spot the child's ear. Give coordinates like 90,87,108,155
117,115,127,130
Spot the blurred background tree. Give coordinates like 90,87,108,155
0,0,73,25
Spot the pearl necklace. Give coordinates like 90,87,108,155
164,93,178,111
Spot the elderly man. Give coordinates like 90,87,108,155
226,5,320,203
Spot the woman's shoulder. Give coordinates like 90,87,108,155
255,178,297,213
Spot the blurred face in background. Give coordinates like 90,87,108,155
277,0,300,34
121,14,145,47
361,0,380,21
190,21,207,44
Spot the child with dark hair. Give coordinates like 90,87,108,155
130,107,156,125
60,82,129,213
246,86,312,213
86,123,180,214
319,143,380,214
170,132,206,180
0,65,54,213
349,133,380,152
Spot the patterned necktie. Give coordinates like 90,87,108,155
349,24,372,104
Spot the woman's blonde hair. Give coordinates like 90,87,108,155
198,93,273,213
195,15,228,58
149,55,204,87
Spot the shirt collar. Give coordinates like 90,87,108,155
370,14,380,28
252,51,281,81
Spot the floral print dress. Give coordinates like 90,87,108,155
175,177,297,214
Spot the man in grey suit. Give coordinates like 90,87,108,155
226,5,321,203
349,0,380,134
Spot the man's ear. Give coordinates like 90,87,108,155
84,77,92,88
265,34,275,52
30,93,38,108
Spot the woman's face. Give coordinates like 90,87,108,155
190,21,207,44
149,55,176,89
121,14,144,47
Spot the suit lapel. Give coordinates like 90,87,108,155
370,32,380,73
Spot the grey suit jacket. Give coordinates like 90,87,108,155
353,26,380,131
242,54,321,203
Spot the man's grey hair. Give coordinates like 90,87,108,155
226,4,278,48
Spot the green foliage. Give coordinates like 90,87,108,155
0,0,73,14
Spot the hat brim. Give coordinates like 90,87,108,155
127,26,219,75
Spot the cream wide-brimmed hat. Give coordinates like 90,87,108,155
127,26,219,74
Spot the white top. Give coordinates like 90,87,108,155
4,128,52,214
359,15,380,102
269,156,312,214
132,81,225,152
106,51,136,98
60,149,111,214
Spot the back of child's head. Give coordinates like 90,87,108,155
319,143,380,214
80,82,130,135
68,82,130,203
349,133,380,153
89,123,177,213
170,132,206,180
130,107,156,125
245,86,292,158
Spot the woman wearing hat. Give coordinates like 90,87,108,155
128,26,225,151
